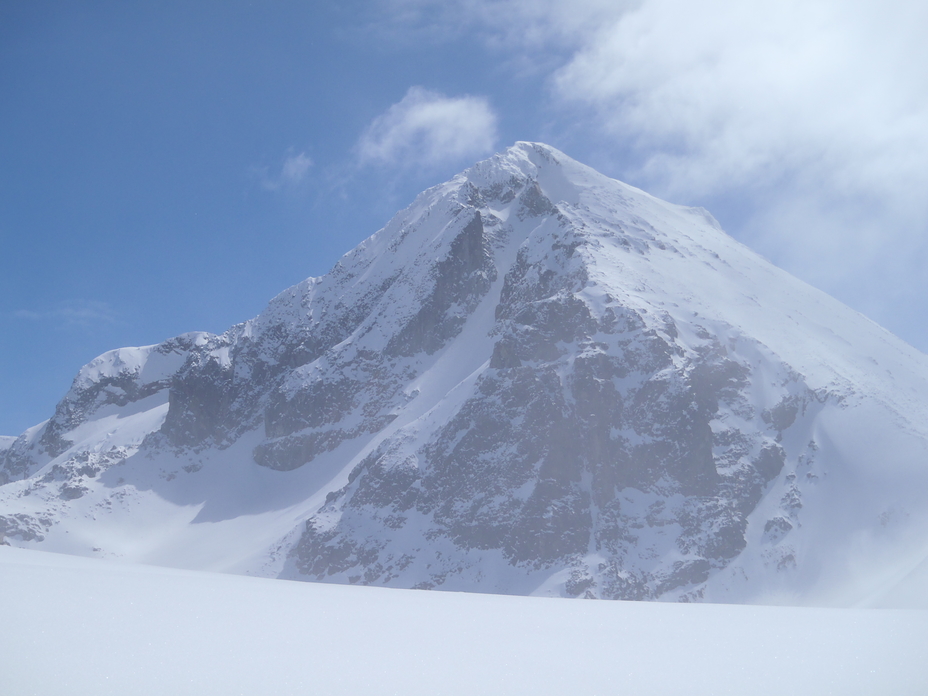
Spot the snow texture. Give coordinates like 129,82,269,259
1,545,926,696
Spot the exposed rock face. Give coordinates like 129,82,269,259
283,166,803,597
3,142,928,604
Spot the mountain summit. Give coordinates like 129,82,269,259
3,143,928,604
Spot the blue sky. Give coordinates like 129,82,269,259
2,0,927,436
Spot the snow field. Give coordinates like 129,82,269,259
2,546,926,696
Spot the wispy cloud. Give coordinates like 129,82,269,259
375,0,630,53
356,86,498,169
257,150,314,191
551,1,928,199
12,300,120,329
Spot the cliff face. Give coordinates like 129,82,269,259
3,143,928,604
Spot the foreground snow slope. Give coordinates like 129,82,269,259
1,546,926,696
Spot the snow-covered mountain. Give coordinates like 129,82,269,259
3,142,928,605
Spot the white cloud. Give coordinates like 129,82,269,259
280,152,313,185
552,0,928,199
356,86,498,168
259,150,313,191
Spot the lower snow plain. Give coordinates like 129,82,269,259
2,545,926,695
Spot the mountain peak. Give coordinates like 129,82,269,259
456,141,615,208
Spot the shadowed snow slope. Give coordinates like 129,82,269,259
2,142,928,606
2,546,926,696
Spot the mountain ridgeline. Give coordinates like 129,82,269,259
3,143,928,605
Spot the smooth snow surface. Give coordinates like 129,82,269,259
2,546,926,696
